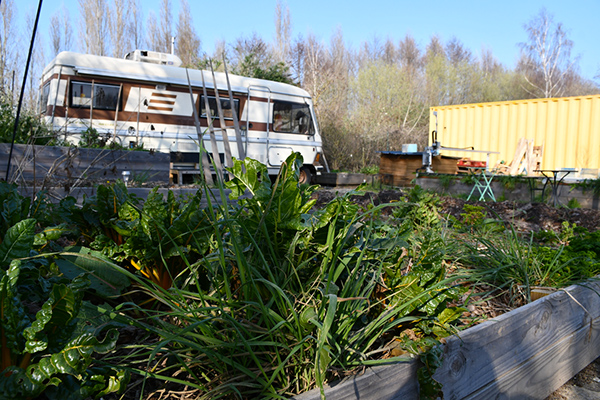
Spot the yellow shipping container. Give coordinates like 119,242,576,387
429,95,600,178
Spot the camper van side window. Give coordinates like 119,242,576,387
39,82,50,114
272,101,313,135
70,81,120,111
200,96,239,120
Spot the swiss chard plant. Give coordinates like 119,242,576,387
105,153,467,399
0,218,129,399
73,182,212,290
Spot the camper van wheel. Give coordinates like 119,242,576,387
299,166,312,185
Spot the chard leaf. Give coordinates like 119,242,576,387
55,247,130,297
0,330,124,400
23,275,90,354
0,219,36,266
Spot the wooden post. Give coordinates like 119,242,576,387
222,56,245,160
200,69,224,180
113,83,123,141
210,60,234,170
186,68,213,185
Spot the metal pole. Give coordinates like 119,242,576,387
5,0,43,182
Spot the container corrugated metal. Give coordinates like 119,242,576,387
429,95,600,177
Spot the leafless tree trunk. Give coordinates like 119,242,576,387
49,5,73,57
78,0,111,56
175,0,200,67
148,0,173,53
274,0,291,64
25,6,45,112
518,8,577,98
110,0,131,58
0,0,21,102
128,0,145,50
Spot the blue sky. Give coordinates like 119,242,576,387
27,0,600,81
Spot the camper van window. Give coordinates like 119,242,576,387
39,82,50,114
70,81,120,111
200,96,239,120
272,101,313,135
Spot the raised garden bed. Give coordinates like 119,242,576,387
293,278,600,399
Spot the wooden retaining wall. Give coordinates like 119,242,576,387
0,143,170,183
293,278,600,400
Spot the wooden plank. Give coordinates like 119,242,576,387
291,278,600,400
0,143,170,183
526,140,535,175
292,361,419,400
434,281,600,399
509,138,528,175
465,317,600,399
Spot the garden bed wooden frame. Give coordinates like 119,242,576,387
293,278,600,400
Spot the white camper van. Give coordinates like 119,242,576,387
39,50,327,183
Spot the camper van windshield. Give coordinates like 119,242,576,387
200,96,239,120
70,81,120,111
273,101,313,135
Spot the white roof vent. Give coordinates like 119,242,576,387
124,50,183,67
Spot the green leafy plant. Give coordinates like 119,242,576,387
567,197,581,209
438,174,454,190
0,219,129,399
74,181,211,290
94,154,466,399
360,164,380,174
457,225,599,305
393,185,441,229
571,177,600,197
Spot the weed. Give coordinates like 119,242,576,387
438,174,454,190
567,197,581,209
360,164,380,174
496,175,526,191
572,178,600,197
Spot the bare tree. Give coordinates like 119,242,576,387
273,0,291,64
382,37,398,65
147,0,173,53
110,0,131,58
301,33,331,106
49,5,73,57
25,6,45,112
128,0,145,50
175,0,201,67
425,35,445,60
398,34,422,72
446,37,472,65
78,0,111,56
359,35,384,66
0,0,20,101
288,35,305,85
518,8,577,98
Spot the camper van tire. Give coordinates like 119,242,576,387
299,166,313,185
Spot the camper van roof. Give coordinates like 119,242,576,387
43,51,311,98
